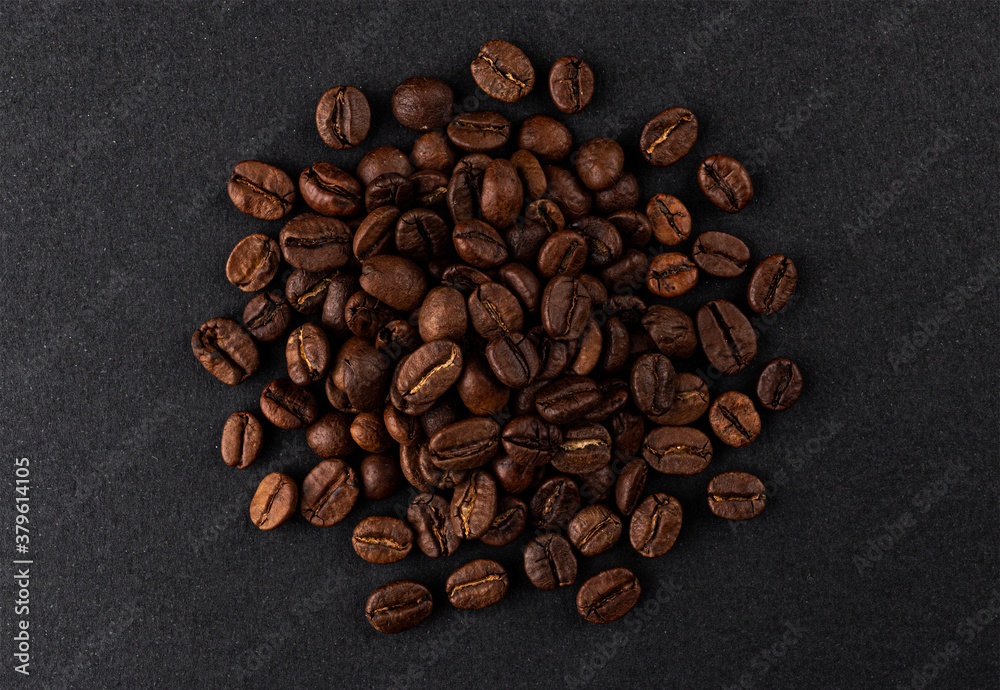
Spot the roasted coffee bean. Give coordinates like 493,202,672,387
510,379,548,417
285,322,331,385
383,405,422,448
606,294,647,327
480,159,523,230
420,443,469,490
646,253,699,298
392,340,463,415
492,453,541,494
365,580,433,634
331,336,392,412
502,415,562,467
549,55,594,114
471,40,534,102
315,85,370,149
643,426,713,474
360,453,403,500
447,153,490,223
510,149,547,200
447,111,511,152
748,254,798,315
480,496,527,547
530,475,581,529
410,170,450,209
757,357,803,411
524,533,577,590
577,274,608,306
593,173,640,215
468,282,524,339
541,275,592,341
544,165,592,218
221,412,262,469
376,320,421,362
609,407,645,459
353,516,413,564
579,464,616,503
608,210,652,249
446,559,509,609
412,131,458,172
227,160,295,220
457,355,510,416
285,269,335,315
394,207,449,261
629,330,658,358
640,107,697,166
535,376,601,424
696,299,757,375
279,214,351,272
576,137,624,191
646,194,691,246
498,262,542,313
577,568,641,623
518,115,573,162
418,394,461,438
357,146,413,186
429,417,501,470
418,286,468,343
526,198,565,233
537,230,589,278
615,458,648,516
642,305,697,359
629,494,682,557
299,458,359,527
698,154,753,212
572,217,622,268
400,444,433,492
567,319,603,376
454,219,509,268
692,231,750,277
599,249,648,293
299,162,363,217
306,411,357,458
365,172,414,212
320,272,358,338
707,472,766,520
243,291,292,343
226,234,281,292
408,493,461,557
353,206,399,261
351,412,394,453
360,255,428,311
391,76,454,131
598,316,630,374
344,290,396,339
531,328,573,380
582,378,629,421
709,391,761,448
552,422,612,474
630,353,676,419
249,472,298,530
451,470,499,539
656,372,710,425
192,318,260,385
568,505,622,556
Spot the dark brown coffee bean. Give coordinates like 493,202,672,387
510,379,549,416
518,115,573,161
577,568,641,623
544,165,592,218
526,198,566,233
357,146,413,186
535,376,601,424
484,332,539,389
260,379,320,429
492,453,541,494
630,353,676,420
640,107,698,166
446,153,491,223
480,159,523,230
393,207,449,261
417,394,461,438
530,328,573,381
331,336,392,412
548,55,594,114
365,580,433,634
606,294,648,327
315,85,370,149
392,340,463,415
646,194,691,246
567,319,603,376
353,516,413,564
285,269,335,315
428,417,501,471
642,305,697,359
757,358,803,411
192,318,260,385
306,411,357,458
696,299,757,375
480,496,527,547
353,206,399,261
524,533,577,590
537,230,588,278
457,355,510,416
582,378,628,421
615,458,648,516
642,426,713,475
709,391,761,448
748,254,798,315
360,255,428,311
502,415,562,467
471,40,534,102
412,131,458,172
576,137,624,191
541,275,592,341
607,210,652,249
226,234,281,293
400,444,432,492
418,286,467,343
227,160,295,220
299,458,359,527
698,154,753,212
552,422,612,474
408,493,460,557
707,472,766,520
468,282,524,339
451,470,498,539
243,291,292,343
221,412,262,469
692,231,750,277
360,453,402,500
572,217,622,269
598,316,630,375
454,219,509,268
646,252,699,298
568,504,622,556
655,373,710,425
365,172,414,212
610,407,645,459
498,263,542,313
446,559,509,609
279,214,351,272
249,472,298,530
599,249,649,293
391,76,454,131
510,149,547,200
593,173,640,215
285,322,331,385
410,170,449,210
579,464,616,503
530,475,580,529
447,111,511,152
299,162,363,217
629,493,682,557
383,405,422,449
351,412,394,453
577,273,608,306
320,272,357,338
506,222,550,268
344,290,396,339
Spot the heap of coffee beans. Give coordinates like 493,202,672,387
194,40,803,632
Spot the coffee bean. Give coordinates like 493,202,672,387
393,207,450,261
285,269,335,315
642,426,713,475
320,272,358,338
451,470,499,539
696,299,757,375
552,422,612,474
655,372,710,425
279,214,351,272
360,453,402,500
582,378,628,422
418,286,467,343
708,471,766,520
598,249,648,294
365,172,414,212
411,170,450,209
420,445,469,491
383,405,422,448
408,493,460,558
567,319,603,376
640,107,697,167
642,305,697,359
615,458,648,516
392,340,463,415
597,316,630,375
577,568,641,623
610,407,645,459
429,417,501,470
365,580,433,634
579,464,616,504
376,319,421,362
468,282,524,339
535,376,601,425
353,516,413,564
351,206,398,261
454,219,509,268
447,111,511,152
359,255,428,311
283,322,330,386
606,294,647,327
544,165,592,218
226,233,282,293
607,210,653,249
480,496,528,547
497,263,542,313
525,198,565,233
491,453,540,494
471,40,534,102
524,533,577,590
541,275,592,341
480,159,523,230
567,504,622,557
418,395,461,438
646,252,699,298
446,153,490,223
698,153,753,212
692,231,750,277
446,559,509,609
709,391,761,448
227,160,296,220
351,412,394,453
630,353,676,420
260,378,319,429
457,355,510,416
299,458,359,527
502,415,562,467
548,55,594,114
243,291,292,343
221,412,263,469
646,194,691,246
412,131,458,172
531,328,573,381
537,230,589,278
400,444,432,492
518,115,573,162
249,472,298,530
629,493,682,557
331,336,392,413
573,217,622,269
315,85,370,149
530,475,580,529
344,290,396,339
591,173,638,216
391,76,454,131
192,318,260,385
306,411,357,458
576,137,624,191
748,254,798,315
510,149,547,200
299,162,363,217
757,357,803,411
358,146,413,186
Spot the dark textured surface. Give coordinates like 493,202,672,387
2,1,998,687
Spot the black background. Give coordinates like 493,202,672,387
2,1,998,688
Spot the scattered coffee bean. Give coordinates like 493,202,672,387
448,111,512,152
549,55,594,114
654,372,710,425
300,458,360,527
568,504,622,556
696,299,757,375
280,214,351,272
709,391,761,448
471,40,534,102
360,453,403,500
646,194,690,245
315,86,370,149
392,76,454,131
747,254,797,315
524,533,577,590
226,233,281,292
576,567,641,623
408,493,460,558
692,231,750,277
698,154,753,213
353,516,413,564
446,559,509,609
530,475,580,529
306,411,357,458
243,291,292,343
707,471,766,520
285,322,331,386
365,580,433,633
221,412,262,469
260,378,319,429
642,426,713,475
299,162,364,217
249,472,298,530
227,160,295,220
451,470,499,539
646,252,698,298
640,107,697,166
192,318,260,385
629,493,682,557
480,496,527,547
757,357,803,411
615,458,648,516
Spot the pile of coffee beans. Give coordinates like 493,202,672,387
193,39,803,632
